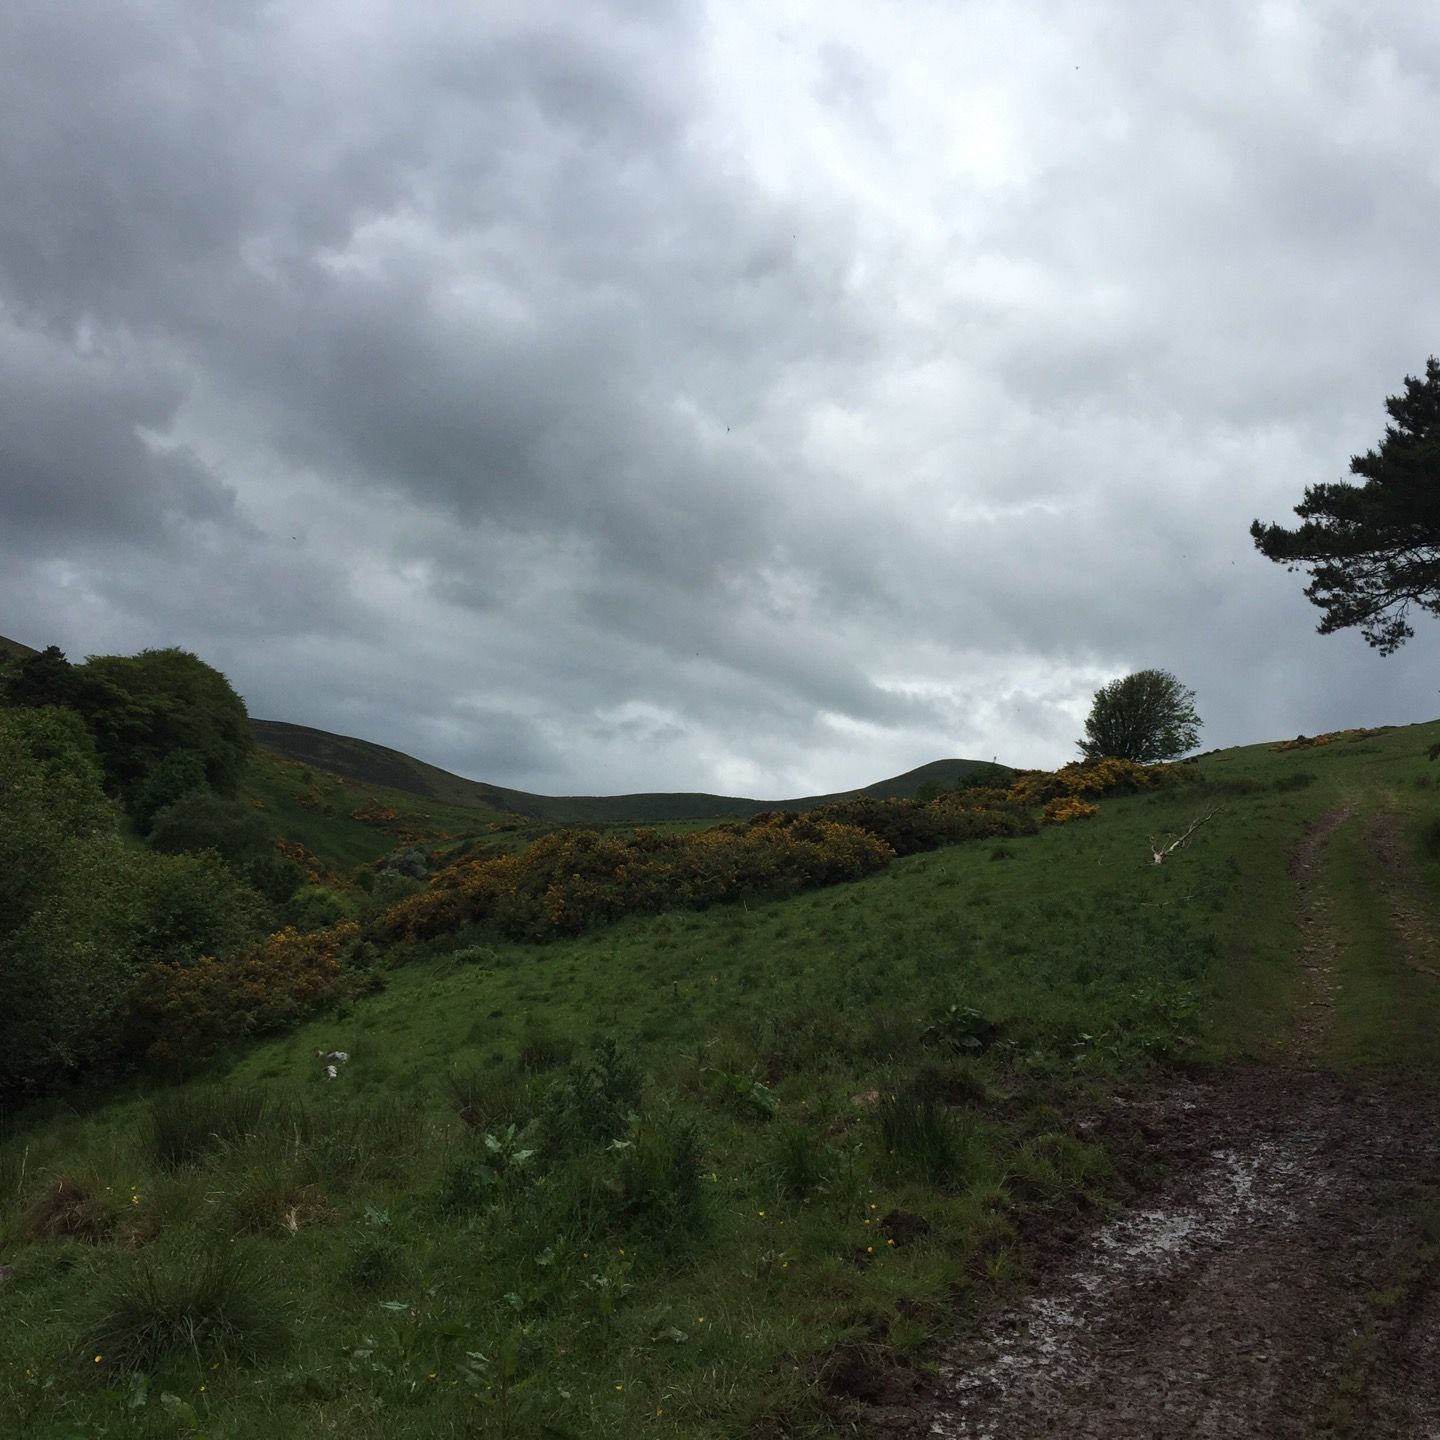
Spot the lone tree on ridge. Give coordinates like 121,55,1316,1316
1079,669,1202,763
1251,356,1440,654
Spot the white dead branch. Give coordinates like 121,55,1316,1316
1148,809,1220,866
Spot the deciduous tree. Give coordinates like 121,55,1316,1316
1079,670,1201,763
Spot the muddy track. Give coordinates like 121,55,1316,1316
849,808,1440,1439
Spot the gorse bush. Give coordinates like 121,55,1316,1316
132,923,362,1066
370,815,894,944
1041,795,1100,825
364,760,1174,954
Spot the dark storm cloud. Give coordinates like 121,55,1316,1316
3,0,1440,793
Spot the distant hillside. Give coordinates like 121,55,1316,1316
251,718,1012,824
0,633,39,661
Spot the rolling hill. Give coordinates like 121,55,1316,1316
250,717,1011,823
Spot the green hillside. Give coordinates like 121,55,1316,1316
252,718,1010,823
0,633,38,661
3,717,1438,1437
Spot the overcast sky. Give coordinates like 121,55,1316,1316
3,1,1439,798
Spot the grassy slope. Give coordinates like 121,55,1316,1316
3,722,1438,1438
241,749,525,876
0,633,39,661
252,718,1009,824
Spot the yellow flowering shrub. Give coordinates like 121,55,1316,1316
1040,796,1100,826
369,818,893,945
1270,726,1392,752
131,922,362,1064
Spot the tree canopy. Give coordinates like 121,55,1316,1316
1079,669,1201,764
5,646,255,811
1251,357,1440,653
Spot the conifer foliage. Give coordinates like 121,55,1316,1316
1252,356,1440,653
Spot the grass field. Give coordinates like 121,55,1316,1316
2,720,1437,1438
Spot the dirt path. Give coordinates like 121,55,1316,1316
1288,806,1351,1060
1365,809,1440,979
861,808,1440,1440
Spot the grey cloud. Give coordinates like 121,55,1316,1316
2,0,1439,796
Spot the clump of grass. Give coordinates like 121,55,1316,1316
1272,771,1317,793
858,1007,921,1062
343,1233,402,1292
300,1094,429,1188
612,1116,708,1243
876,1090,969,1184
518,1021,574,1073
909,1056,991,1108
143,1087,270,1170
449,1065,530,1135
79,1242,289,1375
24,1174,118,1243
1008,1131,1111,1201
218,1167,330,1236
772,1122,832,1200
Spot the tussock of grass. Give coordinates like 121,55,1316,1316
79,1241,288,1376
142,1086,270,1170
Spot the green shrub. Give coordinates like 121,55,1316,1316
286,884,358,932
539,1039,644,1150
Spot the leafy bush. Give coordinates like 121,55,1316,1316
437,1125,538,1214
286,884,358,932
76,647,254,807
921,1005,997,1053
